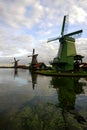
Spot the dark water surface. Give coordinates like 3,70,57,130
0,69,87,130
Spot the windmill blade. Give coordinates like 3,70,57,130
33,49,35,55
17,60,20,62
28,49,35,57
12,62,14,64
47,37,60,43
14,57,16,61
70,32,83,39
64,29,83,38
28,55,32,57
61,15,69,36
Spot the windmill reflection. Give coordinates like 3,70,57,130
51,77,83,110
12,57,19,78
29,71,37,90
50,77,85,129
14,68,18,78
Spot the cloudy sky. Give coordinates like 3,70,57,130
0,0,87,65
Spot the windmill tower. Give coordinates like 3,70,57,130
28,49,38,69
47,15,83,71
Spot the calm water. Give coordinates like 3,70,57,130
0,68,87,130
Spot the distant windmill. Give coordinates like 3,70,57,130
28,49,38,69
47,15,83,71
12,57,20,69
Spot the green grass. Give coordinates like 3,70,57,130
35,70,87,77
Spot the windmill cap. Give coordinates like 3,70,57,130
59,36,75,42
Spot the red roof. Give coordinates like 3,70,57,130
33,62,44,67
81,63,87,68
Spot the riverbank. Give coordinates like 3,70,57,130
0,65,28,69
0,66,14,68
35,70,87,77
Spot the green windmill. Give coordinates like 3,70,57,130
47,15,83,72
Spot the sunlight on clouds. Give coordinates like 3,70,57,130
70,5,87,24
0,48,29,58
14,48,30,57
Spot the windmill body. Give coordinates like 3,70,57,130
48,15,83,71
28,49,38,70
53,37,76,71
31,54,38,65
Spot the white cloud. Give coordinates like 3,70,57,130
76,38,87,61
35,40,59,64
0,0,45,28
1,0,87,29
69,5,87,24
0,0,87,64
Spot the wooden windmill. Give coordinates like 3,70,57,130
28,49,47,71
12,57,20,69
28,49,38,69
47,15,83,71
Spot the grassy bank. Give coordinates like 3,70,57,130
35,70,87,77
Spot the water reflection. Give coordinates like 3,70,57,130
0,69,87,130
51,77,83,110
14,69,37,90
14,68,18,77
50,77,87,129
29,71,37,90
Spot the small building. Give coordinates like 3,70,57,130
74,55,84,71
74,55,84,64
80,63,87,71
33,62,48,70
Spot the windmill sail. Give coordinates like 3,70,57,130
33,49,35,55
47,37,59,42
61,15,69,36
64,30,83,38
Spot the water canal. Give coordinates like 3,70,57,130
0,68,87,130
